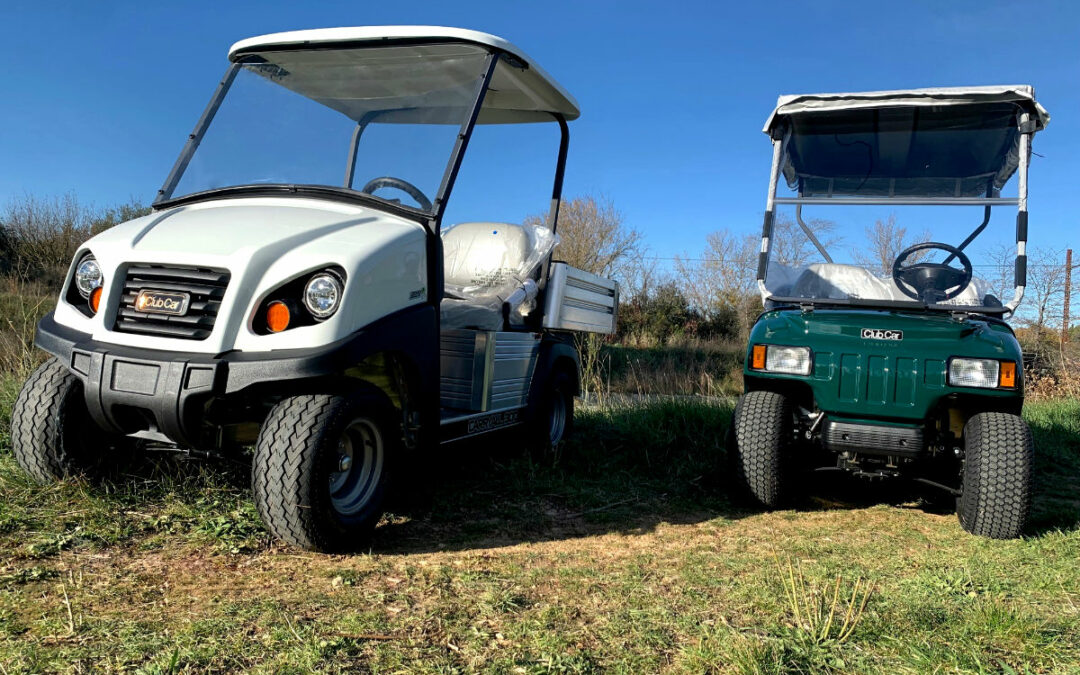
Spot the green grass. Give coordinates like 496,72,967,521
1,395,1079,673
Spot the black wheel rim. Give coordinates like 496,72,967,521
329,418,384,516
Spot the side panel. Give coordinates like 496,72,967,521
439,330,541,412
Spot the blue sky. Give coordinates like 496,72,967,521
1,0,1077,271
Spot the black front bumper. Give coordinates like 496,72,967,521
34,306,436,447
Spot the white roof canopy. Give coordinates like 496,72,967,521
228,26,579,124
764,86,1049,134
763,86,1050,198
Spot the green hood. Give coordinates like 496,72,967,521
746,309,1023,422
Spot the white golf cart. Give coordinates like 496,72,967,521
12,27,617,552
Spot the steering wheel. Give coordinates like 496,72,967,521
360,176,433,211
891,242,974,303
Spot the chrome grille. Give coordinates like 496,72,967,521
113,264,230,340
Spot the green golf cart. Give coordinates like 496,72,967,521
731,86,1050,539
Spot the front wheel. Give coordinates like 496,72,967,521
252,388,398,552
730,390,794,508
958,412,1033,539
11,358,131,482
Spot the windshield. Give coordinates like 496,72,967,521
159,43,492,213
763,102,1030,313
763,207,1012,311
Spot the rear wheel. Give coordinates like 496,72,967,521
12,358,131,482
252,388,398,552
958,412,1033,539
731,390,794,508
527,366,575,457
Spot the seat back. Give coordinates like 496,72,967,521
443,222,534,293
791,263,900,301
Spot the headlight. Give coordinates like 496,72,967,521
74,255,103,297
948,358,1008,389
303,273,342,319
752,344,812,375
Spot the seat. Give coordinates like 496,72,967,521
790,263,901,301
776,262,997,306
443,222,535,297
441,222,542,330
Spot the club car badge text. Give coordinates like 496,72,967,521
861,328,903,341
136,290,190,316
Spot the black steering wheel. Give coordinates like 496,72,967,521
360,176,433,211
891,242,974,303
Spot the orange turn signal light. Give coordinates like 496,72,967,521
266,301,291,333
751,344,767,370
89,287,102,314
999,361,1017,388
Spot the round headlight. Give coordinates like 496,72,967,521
74,255,103,297
303,273,342,318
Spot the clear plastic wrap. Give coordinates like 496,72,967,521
442,222,558,299
440,222,557,330
765,261,999,307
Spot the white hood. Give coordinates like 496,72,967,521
55,197,429,354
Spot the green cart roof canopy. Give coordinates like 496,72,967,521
763,86,1050,198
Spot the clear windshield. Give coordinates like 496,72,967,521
160,43,492,213
763,204,1015,311
765,103,1026,312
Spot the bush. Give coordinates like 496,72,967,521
0,194,149,286
618,282,740,346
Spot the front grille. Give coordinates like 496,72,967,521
114,264,230,340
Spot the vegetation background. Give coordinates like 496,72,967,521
0,194,1079,673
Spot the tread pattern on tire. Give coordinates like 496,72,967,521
732,390,793,508
11,358,84,483
252,391,394,552
959,412,1033,539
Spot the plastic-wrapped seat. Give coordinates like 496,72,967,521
440,222,556,330
790,263,901,302
775,262,999,307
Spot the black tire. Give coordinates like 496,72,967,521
251,388,399,552
958,412,1033,539
527,367,575,457
11,357,129,482
731,390,794,508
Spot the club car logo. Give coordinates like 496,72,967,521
136,290,190,316
861,328,903,341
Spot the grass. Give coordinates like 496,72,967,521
0,396,1078,673
590,341,745,399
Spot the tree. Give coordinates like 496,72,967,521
1023,248,1067,339
987,244,1067,335
524,194,643,282
770,213,840,267
675,229,761,340
852,214,931,276
525,194,643,392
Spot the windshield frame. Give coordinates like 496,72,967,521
153,42,501,223
756,105,1037,317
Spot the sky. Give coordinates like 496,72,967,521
1,0,1078,276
